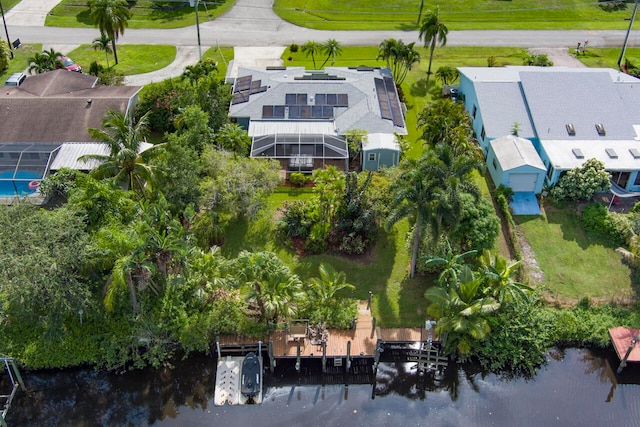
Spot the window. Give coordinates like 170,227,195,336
492,158,498,170
472,105,477,119
546,165,555,181
368,153,376,161
634,173,640,186
480,126,486,141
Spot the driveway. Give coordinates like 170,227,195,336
4,0,63,26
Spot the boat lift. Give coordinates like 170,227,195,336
0,355,25,427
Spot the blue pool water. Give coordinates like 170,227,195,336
0,170,41,197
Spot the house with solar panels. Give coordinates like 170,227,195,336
228,66,407,173
458,66,640,194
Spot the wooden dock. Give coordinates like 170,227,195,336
217,301,440,359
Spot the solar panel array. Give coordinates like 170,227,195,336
285,93,308,105
374,77,405,127
262,105,286,119
262,105,334,119
315,93,348,107
231,75,268,105
294,73,345,81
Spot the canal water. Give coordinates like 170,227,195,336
4,348,640,427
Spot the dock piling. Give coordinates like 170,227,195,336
367,291,373,310
296,340,301,372
617,336,639,374
215,336,221,359
346,341,351,372
322,341,327,374
268,341,275,373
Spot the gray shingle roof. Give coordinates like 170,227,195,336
475,82,535,138
490,135,545,171
229,67,407,135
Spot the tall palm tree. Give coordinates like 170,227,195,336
92,32,113,68
422,143,483,240
320,38,342,69
425,265,500,355
387,157,436,278
377,39,421,85
301,40,322,69
80,110,162,194
418,7,448,86
313,165,346,226
88,0,131,65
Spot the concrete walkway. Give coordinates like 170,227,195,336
124,46,205,86
529,48,587,68
4,0,63,26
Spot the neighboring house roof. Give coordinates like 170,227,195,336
229,67,407,136
0,70,142,144
460,66,640,173
49,142,154,171
363,133,400,152
490,135,545,171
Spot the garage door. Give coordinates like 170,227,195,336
508,173,538,192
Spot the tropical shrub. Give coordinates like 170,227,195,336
581,203,625,246
0,40,10,72
549,158,610,202
289,172,308,187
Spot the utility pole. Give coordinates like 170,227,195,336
195,0,202,60
618,0,639,69
0,0,13,59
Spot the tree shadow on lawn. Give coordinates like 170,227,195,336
544,207,616,251
75,10,93,26
410,77,429,98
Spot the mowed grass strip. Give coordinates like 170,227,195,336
576,47,640,69
0,44,42,81
273,0,634,31
516,207,633,302
67,45,176,75
46,0,235,29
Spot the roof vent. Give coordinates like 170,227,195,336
566,123,576,136
606,148,618,159
572,148,584,159
630,148,640,159
595,123,606,136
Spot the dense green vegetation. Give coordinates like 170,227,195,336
46,0,236,29
273,0,637,30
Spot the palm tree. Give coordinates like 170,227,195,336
320,38,342,69
313,165,345,226
181,58,217,86
27,52,49,74
421,239,477,288
422,143,483,240
418,7,448,86
479,250,533,304
435,65,459,85
216,122,250,158
42,48,63,69
425,265,500,355
92,32,113,68
80,110,163,194
376,39,421,85
308,264,355,306
88,0,131,65
387,157,436,278
301,40,322,69
236,251,304,322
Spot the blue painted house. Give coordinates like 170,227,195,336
458,67,640,192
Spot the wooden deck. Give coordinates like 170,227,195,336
609,327,640,362
217,301,440,358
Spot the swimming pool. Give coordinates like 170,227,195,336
0,170,42,197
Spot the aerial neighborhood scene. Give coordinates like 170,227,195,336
2,0,640,424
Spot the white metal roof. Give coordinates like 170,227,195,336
363,133,400,152
540,138,640,171
248,120,337,137
490,135,545,171
49,142,153,170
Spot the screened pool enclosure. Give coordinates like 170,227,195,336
0,143,59,198
250,133,349,173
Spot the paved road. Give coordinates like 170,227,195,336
5,0,640,49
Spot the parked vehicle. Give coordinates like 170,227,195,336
57,56,82,73
4,73,26,86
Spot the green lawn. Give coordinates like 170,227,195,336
516,206,633,303
577,47,640,69
67,45,176,75
46,0,235,29
3,0,20,11
202,45,234,80
0,44,41,82
274,0,637,30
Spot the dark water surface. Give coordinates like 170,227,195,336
5,348,640,427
